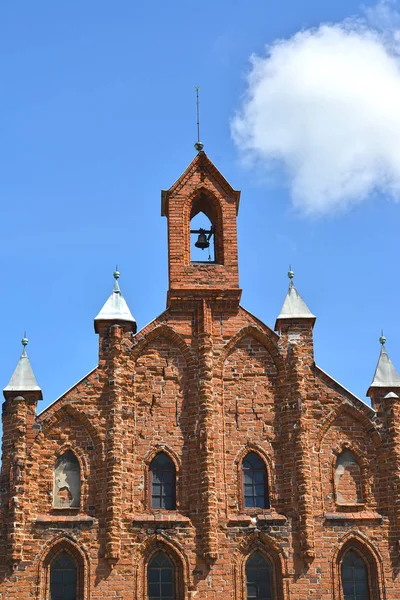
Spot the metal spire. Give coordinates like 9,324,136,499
370,331,400,388
94,268,137,333
275,266,315,325
194,87,204,152
3,334,42,395
21,331,28,356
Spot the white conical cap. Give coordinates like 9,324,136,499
275,269,315,329
3,335,42,395
94,269,136,333
370,334,400,388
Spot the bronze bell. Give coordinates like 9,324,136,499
195,231,210,250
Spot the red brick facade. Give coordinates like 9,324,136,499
1,152,399,599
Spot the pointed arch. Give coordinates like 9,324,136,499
185,187,224,264
233,531,289,600
35,403,104,460
316,403,381,452
330,441,372,505
331,531,385,600
234,442,276,509
35,535,90,599
217,325,283,376
144,444,182,471
134,533,191,599
131,323,194,369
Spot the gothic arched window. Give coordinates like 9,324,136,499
53,450,81,509
148,552,174,600
341,549,369,600
242,452,269,509
246,551,273,600
149,452,176,510
50,551,77,600
335,450,363,505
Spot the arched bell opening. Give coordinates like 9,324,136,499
189,192,223,264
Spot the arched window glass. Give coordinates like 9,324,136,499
148,552,174,600
54,451,81,508
242,452,269,509
246,551,273,600
150,452,176,510
50,551,77,600
341,549,369,600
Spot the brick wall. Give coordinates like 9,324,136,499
1,153,399,599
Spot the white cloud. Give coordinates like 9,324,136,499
231,1,400,215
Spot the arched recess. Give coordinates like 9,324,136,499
53,448,82,509
317,407,379,511
316,404,380,453
131,324,194,370
331,442,371,506
233,531,289,600
331,531,385,600
185,187,224,264
234,443,276,510
134,534,191,600
29,405,102,514
144,446,180,511
217,325,283,377
35,535,90,600
36,404,104,460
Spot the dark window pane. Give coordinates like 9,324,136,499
50,552,77,600
150,453,176,510
245,551,273,600
242,453,268,509
341,550,369,600
148,552,175,600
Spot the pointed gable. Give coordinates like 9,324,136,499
161,151,240,217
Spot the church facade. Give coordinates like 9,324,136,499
1,151,400,599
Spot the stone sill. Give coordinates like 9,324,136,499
325,511,383,522
35,515,95,526
228,512,287,526
336,503,365,510
132,513,191,525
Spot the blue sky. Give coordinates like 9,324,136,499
1,0,399,426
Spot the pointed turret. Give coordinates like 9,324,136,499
275,269,316,332
3,335,42,399
369,333,400,389
94,269,137,334
367,334,400,415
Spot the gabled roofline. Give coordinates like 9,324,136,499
315,365,375,417
161,152,241,216
37,367,97,419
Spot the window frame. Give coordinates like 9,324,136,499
240,452,270,512
39,542,87,600
245,550,274,600
147,551,175,600
340,548,370,600
333,539,384,600
148,452,177,511
139,543,186,600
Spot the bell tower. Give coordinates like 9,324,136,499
161,150,241,306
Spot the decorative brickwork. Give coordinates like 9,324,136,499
1,151,400,598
